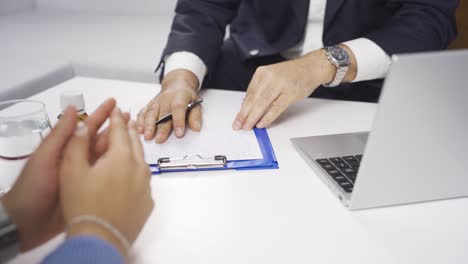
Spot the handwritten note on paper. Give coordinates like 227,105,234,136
132,90,263,164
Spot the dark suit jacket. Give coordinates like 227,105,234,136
158,0,458,98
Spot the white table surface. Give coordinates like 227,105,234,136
6,77,468,264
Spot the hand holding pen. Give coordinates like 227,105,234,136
155,98,203,126
136,71,203,143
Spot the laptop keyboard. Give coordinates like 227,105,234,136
315,155,362,193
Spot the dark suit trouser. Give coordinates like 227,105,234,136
202,39,383,103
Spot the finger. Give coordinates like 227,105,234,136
242,85,280,130
123,112,131,122
256,94,291,128
187,104,202,131
35,107,77,160
94,112,131,159
171,95,191,138
136,106,148,134
143,102,160,140
155,104,172,144
108,108,132,152
232,74,260,130
128,120,146,165
85,98,116,136
61,121,91,170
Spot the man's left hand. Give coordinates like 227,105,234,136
232,46,356,130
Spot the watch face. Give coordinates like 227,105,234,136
330,46,350,64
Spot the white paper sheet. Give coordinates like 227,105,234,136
131,91,263,164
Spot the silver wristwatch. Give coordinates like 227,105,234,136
0,203,20,262
323,46,351,87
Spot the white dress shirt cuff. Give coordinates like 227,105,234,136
343,38,392,82
164,52,208,90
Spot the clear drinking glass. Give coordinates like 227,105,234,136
0,100,51,194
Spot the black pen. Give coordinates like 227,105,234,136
155,98,204,126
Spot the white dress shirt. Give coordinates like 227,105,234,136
164,0,392,87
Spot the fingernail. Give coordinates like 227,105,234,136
112,107,121,115
155,133,164,143
175,127,184,137
233,120,242,130
144,130,152,139
243,123,252,131
75,122,88,137
192,121,201,131
111,110,118,118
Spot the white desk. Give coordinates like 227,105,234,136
7,77,468,264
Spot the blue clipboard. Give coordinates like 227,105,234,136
149,128,278,175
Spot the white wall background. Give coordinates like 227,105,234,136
0,0,178,99
0,0,34,15
35,0,178,15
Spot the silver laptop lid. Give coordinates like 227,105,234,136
350,50,468,210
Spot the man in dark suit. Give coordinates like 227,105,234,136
137,0,458,143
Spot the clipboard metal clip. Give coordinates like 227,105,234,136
157,154,227,171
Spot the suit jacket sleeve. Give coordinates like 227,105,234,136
157,0,241,78
365,0,459,55
41,236,124,264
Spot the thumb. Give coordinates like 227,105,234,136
62,122,91,170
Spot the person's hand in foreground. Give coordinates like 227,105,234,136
137,69,202,143
0,98,122,252
232,45,357,130
60,108,154,257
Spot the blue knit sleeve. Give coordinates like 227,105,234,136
41,236,124,264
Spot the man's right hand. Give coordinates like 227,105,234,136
137,69,202,143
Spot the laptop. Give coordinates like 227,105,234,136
291,50,468,210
